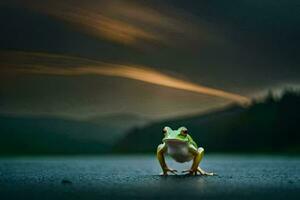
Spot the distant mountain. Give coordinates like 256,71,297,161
0,112,151,155
0,115,110,155
114,90,300,154
85,113,150,142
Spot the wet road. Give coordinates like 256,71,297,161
0,155,299,200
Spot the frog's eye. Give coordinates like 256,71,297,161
162,127,168,135
181,128,188,136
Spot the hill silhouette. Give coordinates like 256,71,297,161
0,113,149,155
85,113,149,142
0,115,110,155
114,89,300,154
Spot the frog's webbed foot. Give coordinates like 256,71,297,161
197,167,214,176
160,167,178,176
182,167,214,176
182,169,197,175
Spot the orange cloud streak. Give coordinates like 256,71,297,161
1,51,250,103
16,0,208,47
30,65,249,103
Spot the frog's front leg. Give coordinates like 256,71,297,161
182,147,214,176
157,143,177,175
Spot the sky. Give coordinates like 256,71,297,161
0,0,299,120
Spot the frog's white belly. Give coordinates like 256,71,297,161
166,142,193,163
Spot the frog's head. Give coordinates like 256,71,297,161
162,126,189,144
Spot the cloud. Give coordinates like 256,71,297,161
1,51,250,103
13,0,213,48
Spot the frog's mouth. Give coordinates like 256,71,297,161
163,138,188,144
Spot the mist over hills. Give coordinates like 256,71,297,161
85,113,149,141
114,89,300,154
0,113,148,155
0,89,299,155
0,115,108,155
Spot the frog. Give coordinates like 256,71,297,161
157,126,214,176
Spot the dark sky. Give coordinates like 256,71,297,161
0,0,299,119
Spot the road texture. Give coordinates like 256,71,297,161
0,155,299,200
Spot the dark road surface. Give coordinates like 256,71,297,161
0,155,299,200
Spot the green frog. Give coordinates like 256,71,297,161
157,126,214,176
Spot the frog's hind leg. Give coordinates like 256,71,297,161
182,147,204,175
196,147,214,176
157,143,178,175
182,147,214,175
